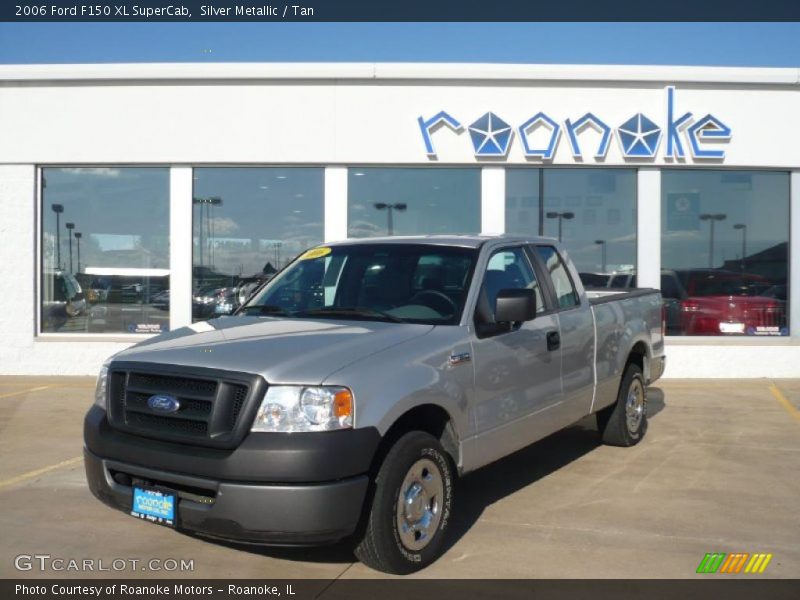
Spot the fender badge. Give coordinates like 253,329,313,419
449,352,472,367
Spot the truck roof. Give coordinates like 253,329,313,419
325,234,557,249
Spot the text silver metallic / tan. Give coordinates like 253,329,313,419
84,234,665,574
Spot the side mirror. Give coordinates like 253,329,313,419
494,288,537,323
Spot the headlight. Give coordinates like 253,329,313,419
94,364,109,409
251,386,354,432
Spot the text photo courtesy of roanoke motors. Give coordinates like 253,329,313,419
0,13,799,600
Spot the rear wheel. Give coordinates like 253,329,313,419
354,431,454,574
597,363,647,447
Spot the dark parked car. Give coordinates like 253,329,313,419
762,284,787,302
150,289,170,311
579,272,613,287
192,286,238,319
41,270,86,330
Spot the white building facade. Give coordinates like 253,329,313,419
0,63,798,376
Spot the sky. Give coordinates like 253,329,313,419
0,22,799,66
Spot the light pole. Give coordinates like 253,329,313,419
193,196,223,268
209,197,221,268
74,232,82,274
733,223,747,270
699,213,727,268
65,222,75,273
51,204,64,270
545,211,575,242
595,239,607,272
374,202,407,236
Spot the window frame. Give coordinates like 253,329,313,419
36,165,172,339
345,166,482,239
659,167,791,339
32,164,796,345
505,167,639,278
190,166,326,323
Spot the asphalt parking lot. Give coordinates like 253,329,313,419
1,377,798,579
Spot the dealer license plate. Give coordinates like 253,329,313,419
719,322,745,334
131,486,176,527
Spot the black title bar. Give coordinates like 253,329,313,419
3,0,800,22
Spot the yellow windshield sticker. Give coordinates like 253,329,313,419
299,247,332,260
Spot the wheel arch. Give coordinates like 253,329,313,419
371,403,460,476
625,339,651,382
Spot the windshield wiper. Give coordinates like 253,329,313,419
295,307,406,323
239,304,293,317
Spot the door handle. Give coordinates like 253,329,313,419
546,330,561,351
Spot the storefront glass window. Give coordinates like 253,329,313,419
192,167,324,321
40,167,170,334
506,168,637,286
347,168,481,238
661,170,790,336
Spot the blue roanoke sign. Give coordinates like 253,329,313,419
418,86,731,161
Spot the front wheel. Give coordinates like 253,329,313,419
597,363,647,447
354,431,454,574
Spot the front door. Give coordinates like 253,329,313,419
465,245,563,470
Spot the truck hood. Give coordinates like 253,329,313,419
114,316,434,384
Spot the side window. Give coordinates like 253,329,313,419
535,246,579,309
478,247,544,320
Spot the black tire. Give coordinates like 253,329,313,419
597,363,647,447
354,431,454,574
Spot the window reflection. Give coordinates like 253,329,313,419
661,170,789,336
506,169,637,285
40,168,170,334
536,246,580,309
347,168,481,238
191,168,324,321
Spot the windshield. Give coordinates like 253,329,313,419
240,243,478,325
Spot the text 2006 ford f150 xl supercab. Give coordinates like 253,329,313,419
84,235,665,573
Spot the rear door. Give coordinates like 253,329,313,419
530,245,595,421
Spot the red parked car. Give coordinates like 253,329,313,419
664,269,786,336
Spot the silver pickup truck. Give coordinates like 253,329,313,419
84,235,665,574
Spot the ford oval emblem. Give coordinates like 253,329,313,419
147,394,180,413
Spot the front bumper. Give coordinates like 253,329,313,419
84,448,368,545
83,406,379,545
649,354,666,384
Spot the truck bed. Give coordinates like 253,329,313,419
585,286,666,395
584,287,661,305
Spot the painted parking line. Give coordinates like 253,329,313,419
0,385,53,400
0,456,83,491
769,383,800,423
45,384,96,389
